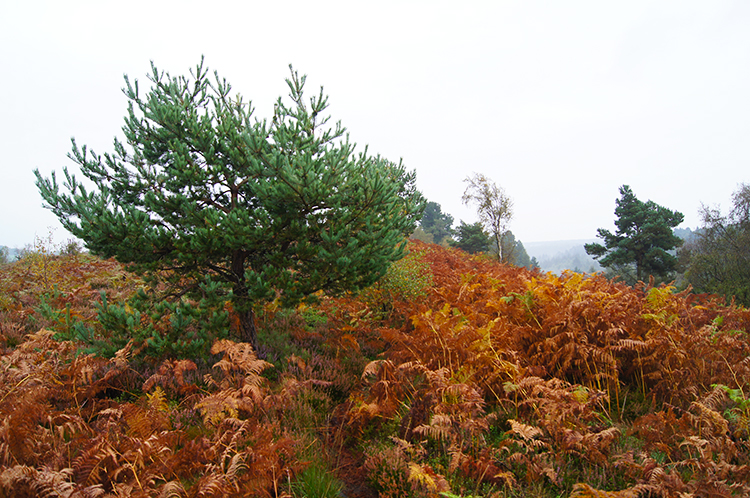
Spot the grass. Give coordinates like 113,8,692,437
290,461,345,498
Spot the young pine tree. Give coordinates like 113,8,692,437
35,60,425,351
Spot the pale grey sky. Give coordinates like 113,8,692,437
2,1,749,248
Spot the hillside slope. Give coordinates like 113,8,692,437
1,242,749,497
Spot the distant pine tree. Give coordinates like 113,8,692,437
419,201,454,244
451,221,490,254
586,185,683,284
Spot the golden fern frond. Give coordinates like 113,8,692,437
507,419,544,442
147,387,170,414
414,414,453,441
196,389,260,427
569,483,639,497
122,401,169,438
211,340,272,377
407,462,439,491
689,400,730,436
196,393,239,427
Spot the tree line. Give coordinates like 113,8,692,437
412,199,538,269
417,180,750,308
412,173,539,269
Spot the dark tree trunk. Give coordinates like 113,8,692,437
238,305,259,353
636,254,644,283
230,249,259,352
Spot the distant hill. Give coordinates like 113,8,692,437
674,227,698,243
0,246,21,262
524,239,602,274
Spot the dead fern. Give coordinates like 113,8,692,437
197,340,272,426
0,465,79,498
143,359,199,396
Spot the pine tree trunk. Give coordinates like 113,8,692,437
230,249,259,352
238,306,260,353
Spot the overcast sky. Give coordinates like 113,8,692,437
2,1,749,249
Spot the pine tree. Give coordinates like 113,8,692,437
419,201,454,244
35,60,425,351
451,221,490,254
585,185,683,284
500,231,533,268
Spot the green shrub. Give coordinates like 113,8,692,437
363,250,433,320
290,461,344,498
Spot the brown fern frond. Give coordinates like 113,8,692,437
701,384,729,412
507,419,544,443
143,359,198,395
613,338,648,353
158,480,187,498
210,418,252,457
47,412,94,449
74,484,107,497
572,426,622,464
0,465,78,498
362,359,394,379
190,472,232,498
222,452,248,480
0,392,51,466
72,440,118,487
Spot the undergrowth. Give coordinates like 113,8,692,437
1,241,749,497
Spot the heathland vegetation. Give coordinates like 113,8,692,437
1,239,749,497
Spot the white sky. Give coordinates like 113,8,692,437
2,1,749,248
